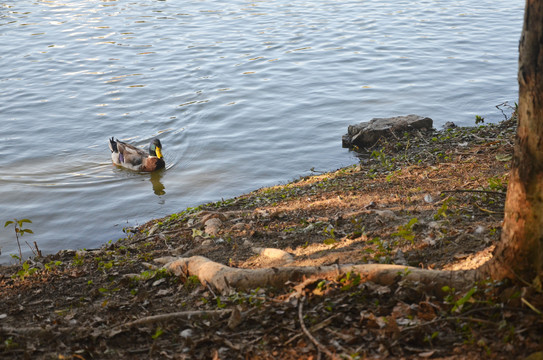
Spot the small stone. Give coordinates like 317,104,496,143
423,237,436,246
227,307,242,330
474,225,485,234
232,222,246,231
394,249,408,266
373,209,397,220
424,194,434,203
201,239,214,247
243,239,253,247
152,278,166,287
180,329,193,339
156,289,172,297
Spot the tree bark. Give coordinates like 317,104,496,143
482,0,543,283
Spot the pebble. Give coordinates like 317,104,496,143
180,329,193,339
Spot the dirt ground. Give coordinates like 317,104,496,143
1,115,543,359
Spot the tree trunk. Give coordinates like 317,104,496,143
482,0,543,283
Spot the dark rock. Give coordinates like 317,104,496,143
443,121,457,129
342,114,433,149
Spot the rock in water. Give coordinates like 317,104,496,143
342,114,433,149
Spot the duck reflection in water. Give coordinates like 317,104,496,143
150,168,166,196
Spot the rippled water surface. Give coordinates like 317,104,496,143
0,0,523,262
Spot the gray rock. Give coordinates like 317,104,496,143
443,121,457,129
342,114,433,149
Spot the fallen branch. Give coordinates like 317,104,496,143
0,326,50,336
119,309,232,328
160,255,475,294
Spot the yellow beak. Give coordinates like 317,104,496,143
155,147,163,159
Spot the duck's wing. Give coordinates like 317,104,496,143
115,140,147,169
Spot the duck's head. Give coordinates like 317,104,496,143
149,138,163,159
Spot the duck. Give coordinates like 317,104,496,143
109,137,165,172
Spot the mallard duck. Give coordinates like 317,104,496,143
109,137,165,172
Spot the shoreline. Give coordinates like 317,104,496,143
1,117,516,271
4,116,541,360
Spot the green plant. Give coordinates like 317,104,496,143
98,285,120,296
131,268,171,283
3,337,18,350
12,261,38,280
348,218,365,239
216,297,227,309
392,218,419,245
371,149,394,171
167,213,181,222
73,253,84,266
4,218,33,263
340,272,361,291
442,285,478,313
323,226,337,245
44,260,62,271
435,197,454,220
397,267,412,278
424,331,439,346
475,115,485,124
486,176,507,192
184,275,200,290
97,260,114,272
152,327,164,340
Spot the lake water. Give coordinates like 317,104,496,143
0,0,523,263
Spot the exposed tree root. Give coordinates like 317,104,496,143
160,255,476,295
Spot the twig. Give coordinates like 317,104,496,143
521,297,543,316
474,204,504,214
298,297,338,360
119,309,232,328
388,129,400,140
25,241,38,258
440,189,506,196
34,241,42,257
285,314,340,345
0,326,50,335
416,130,430,144
129,229,182,244
25,241,42,258
400,313,502,335
206,283,218,299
